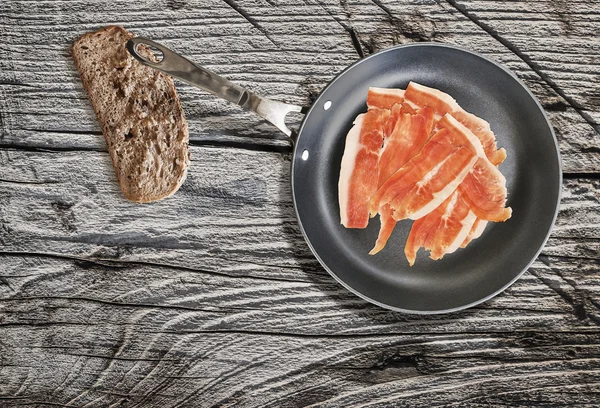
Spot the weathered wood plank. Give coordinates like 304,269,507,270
1,147,597,277
1,0,599,406
0,146,317,279
450,0,600,126
0,146,598,335
2,325,599,407
1,330,599,407
1,254,599,335
1,253,599,407
0,0,598,172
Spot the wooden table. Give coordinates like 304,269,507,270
1,0,599,406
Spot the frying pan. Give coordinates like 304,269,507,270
127,39,561,314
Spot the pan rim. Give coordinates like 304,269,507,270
290,41,562,315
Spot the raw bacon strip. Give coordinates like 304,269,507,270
405,191,477,266
369,106,435,255
367,87,405,110
438,114,512,222
405,82,506,165
368,127,478,222
460,218,488,248
339,109,391,228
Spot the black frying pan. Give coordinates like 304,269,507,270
128,39,561,314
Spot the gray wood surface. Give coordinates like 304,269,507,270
1,0,599,407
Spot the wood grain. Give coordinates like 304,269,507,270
1,0,599,172
1,0,599,406
1,254,599,407
1,145,599,406
1,147,598,277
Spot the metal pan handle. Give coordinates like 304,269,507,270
127,37,304,140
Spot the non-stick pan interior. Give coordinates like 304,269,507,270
292,43,561,313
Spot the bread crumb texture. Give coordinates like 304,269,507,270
72,26,190,203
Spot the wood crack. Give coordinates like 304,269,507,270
539,253,600,263
0,81,37,88
563,172,600,180
18,128,103,137
189,139,292,154
61,353,176,362
0,142,105,153
348,27,365,58
0,178,60,185
1,295,231,314
531,257,600,325
370,0,435,42
219,0,279,47
306,0,364,58
0,251,316,284
0,322,90,328
0,140,291,155
153,328,600,338
369,0,395,20
539,256,600,324
444,0,600,135
0,400,77,407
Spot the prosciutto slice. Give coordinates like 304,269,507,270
370,204,396,255
406,210,487,266
460,218,488,248
452,110,506,165
337,82,511,264
401,114,509,263
405,82,506,165
367,87,405,110
458,159,512,222
438,114,512,222
404,191,477,266
367,88,407,139
338,108,391,228
404,82,460,119
377,106,435,187
369,106,435,255
368,124,479,222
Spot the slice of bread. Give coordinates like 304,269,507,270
72,26,190,203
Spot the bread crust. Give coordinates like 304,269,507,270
72,26,190,203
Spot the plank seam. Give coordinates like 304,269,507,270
563,172,600,180
0,251,316,284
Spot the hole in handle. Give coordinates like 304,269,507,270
127,39,168,66
135,42,164,63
